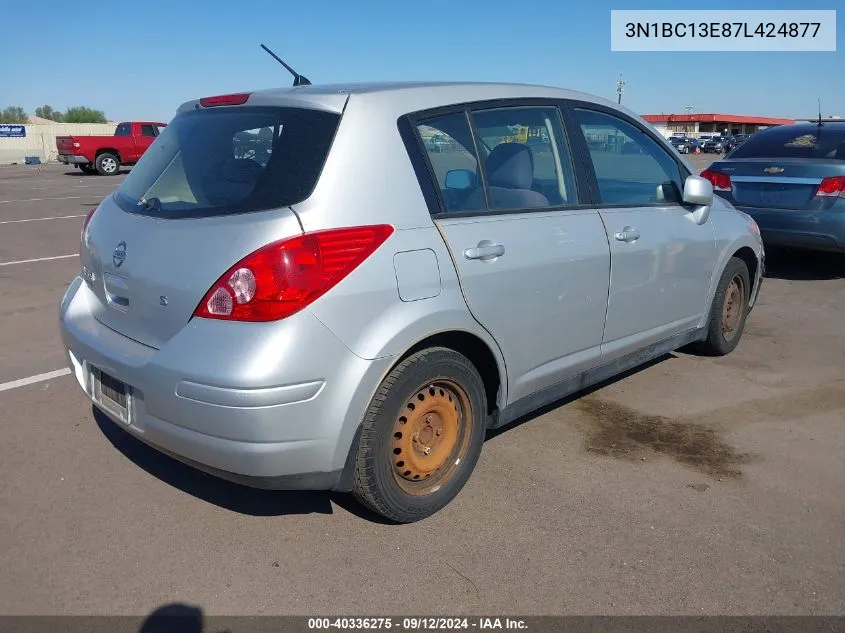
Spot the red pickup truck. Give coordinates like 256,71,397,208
56,121,167,175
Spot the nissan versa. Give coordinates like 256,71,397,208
59,81,764,522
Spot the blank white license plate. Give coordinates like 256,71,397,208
92,369,130,425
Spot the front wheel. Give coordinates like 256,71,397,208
95,152,120,176
694,257,751,356
352,348,487,523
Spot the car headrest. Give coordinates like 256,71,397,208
487,143,534,190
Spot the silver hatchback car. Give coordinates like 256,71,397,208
59,82,764,522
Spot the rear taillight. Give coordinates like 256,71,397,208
815,176,845,198
193,225,394,322
700,169,731,192
72,142,80,148
81,208,96,242
199,93,251,107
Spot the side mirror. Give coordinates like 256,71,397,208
683,175,714,225
445,169,475,190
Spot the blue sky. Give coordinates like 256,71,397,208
2,0,842,122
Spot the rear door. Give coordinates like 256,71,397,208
411,103,610,403
81,104,342,349
566,104,716,358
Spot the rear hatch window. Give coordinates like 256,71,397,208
729,126,845,160
113,106,340,219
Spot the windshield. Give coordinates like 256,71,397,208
729,126,845,160
114,106,340,218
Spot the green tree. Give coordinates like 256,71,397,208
0,106,28,123
63,106,107,124
35,105,63,122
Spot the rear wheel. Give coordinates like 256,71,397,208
694,257,751,356
95,152,120,176
352,348,487,523
79,164,96,175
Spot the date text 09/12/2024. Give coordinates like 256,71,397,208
307,618,527,630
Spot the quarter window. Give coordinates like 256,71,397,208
575,108,685,205
416,112,485,213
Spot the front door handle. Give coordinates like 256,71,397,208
614,226,640,243
464,242,505,261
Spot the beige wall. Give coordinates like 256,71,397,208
0,123,117,165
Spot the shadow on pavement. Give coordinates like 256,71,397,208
93,406,334,517
93,406,394,523
486,354,673,441
763,246,845,281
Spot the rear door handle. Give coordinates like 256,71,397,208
464,242,505,260
614,226,640,243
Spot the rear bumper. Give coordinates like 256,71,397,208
58,277,395,490
58,154,89,165
737,205,845,253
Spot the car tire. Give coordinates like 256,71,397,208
95,152,120,176
694,257,751,356
79,165,96,175
352,347,487,523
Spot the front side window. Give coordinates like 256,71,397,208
470,106,578,210
575,108,685,205
114,106,340,219
140,124,156,137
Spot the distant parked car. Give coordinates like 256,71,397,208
669,136,693,154
59,81,764,523
702,121,845,252
703,136,726,153
56,121,167,175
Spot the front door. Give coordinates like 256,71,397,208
414,104,611,403
570,106,716,358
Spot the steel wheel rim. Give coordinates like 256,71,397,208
721,275,745,341
391,379,473,496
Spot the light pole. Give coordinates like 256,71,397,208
616,73,625,105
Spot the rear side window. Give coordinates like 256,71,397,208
575,108,685,206
414,105,579,214
471,106,577,210
115,123,131,136
114,106,340,219
729,126,845,160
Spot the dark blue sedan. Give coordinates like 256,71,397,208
702,122,845,253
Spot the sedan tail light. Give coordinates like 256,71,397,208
815,176,845,198
193,225,394,322
700,169,731,192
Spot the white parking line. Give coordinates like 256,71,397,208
0,214,84,225
0,195,99,205
0,368,72,393
0,254,78,267
12,184,117,192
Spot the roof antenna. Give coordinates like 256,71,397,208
260,44,311,87
817,98,823,127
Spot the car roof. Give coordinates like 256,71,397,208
178,80,632,120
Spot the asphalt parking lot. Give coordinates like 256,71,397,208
1,158,843,616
